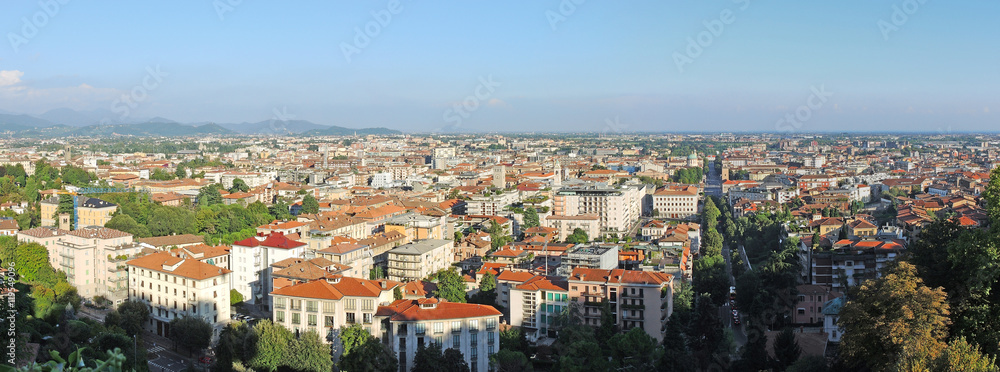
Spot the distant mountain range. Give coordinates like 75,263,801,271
0,108,402,137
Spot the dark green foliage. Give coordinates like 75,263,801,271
229,178,250,193
565,228,588,244
301,194,320,214
433,268,468,303
773,328,802,370
169,316,214,354
105,214,151,238
339,324,397,372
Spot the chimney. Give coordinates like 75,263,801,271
381,281,387,289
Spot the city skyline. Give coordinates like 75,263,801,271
2,1,998,133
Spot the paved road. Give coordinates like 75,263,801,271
721,243,748,352
706,162,723,198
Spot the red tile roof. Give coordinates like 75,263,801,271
126,251,231,280
375,299,501,321
234,232,305,249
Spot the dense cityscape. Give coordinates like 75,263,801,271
0,132,997,371
3,1,999,371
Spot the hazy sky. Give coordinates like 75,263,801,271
1,1,998,133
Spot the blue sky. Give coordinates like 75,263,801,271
1,0,997,132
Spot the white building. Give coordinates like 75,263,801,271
552,183,644,235
370,172,394,189
126,251,232,340
465,191,518,217
651,185,700,220
270,277,402,344
386,239,453,282
231,232,308,310
375,298,502,372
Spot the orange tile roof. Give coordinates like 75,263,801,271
126,251,231,280
270,277,402,299
375,299,501,321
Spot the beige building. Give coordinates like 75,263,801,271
567,268,674,342
40,196,117,229
20,227,134,302
386,239,453,282
127,251,232,340
270,277,402,343
375,298,502,372
542,214,600,242
553,183,644,236
509,275,569,342
652,184,700,220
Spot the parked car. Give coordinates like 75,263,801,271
199,356,213,364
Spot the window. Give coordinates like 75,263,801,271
292,313,300,324
306,301,317,312
797,308,805,315
325,316,336,327
363,313,372,324
487,331,495,344
434,322,443,334
308,314,317,326
452,321,462,332
469,319,479,331
274,298,286,309
452,335,460,349
470,333,478,347
486,318,496,330
214,291,218,298
346,313,356,324
276,311,285,322
362,299,373,310
415,323,426,334
323,301,335,313
345,299,356,310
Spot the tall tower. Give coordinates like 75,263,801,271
492,165,506,189
553,159,562,187
323,148,329,169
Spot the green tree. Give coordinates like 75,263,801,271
393,286,403,301
105,300,150,337
230,178,250,193
932,337,998,372
433,268,468,303
565,228,588,244
174,164,187,179
689,294,723,370
169,316,213,355
608,327,662,370
198,184,223,206
659,314,694,372
499,327,530,355
522,207,540,229
339,324,397,372
104,214,151,238
301,194,320,214
840,261,950,372
288,331,333,372
773,328,802,370
786,355,829,372
230,289,244,305
491,349,533,372
249,320,293,372
443,348,472,372
981,165,1000,225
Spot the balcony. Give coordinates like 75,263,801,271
107,265,126,273
107,275,127,283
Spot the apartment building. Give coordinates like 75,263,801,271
553,183,644,236
231,232,308,309
509,276,569,342
652,185,700,220
465,191,518,216
374,298,502,372
315,243,373,279
557,244,619,277
126,251,232,340
217,171,276,189
270,277,401,342
386,239,453,282
20,227,134,301
567,268,674,342
542,214,600,242
809,239,905,289
384,213,446,242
